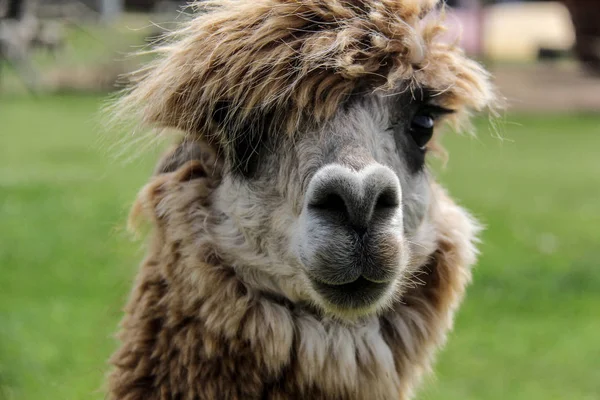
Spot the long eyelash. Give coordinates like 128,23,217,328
422,104,455,116
388,105,454,130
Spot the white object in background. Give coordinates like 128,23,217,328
484,1,575,61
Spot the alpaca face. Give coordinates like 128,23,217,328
211,90,445,319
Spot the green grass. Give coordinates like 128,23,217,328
0,94,160,400
1,94,599,400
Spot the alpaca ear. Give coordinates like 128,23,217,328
129,140,222,234
154,139,222,180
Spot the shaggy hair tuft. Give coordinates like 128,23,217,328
111,0,496,158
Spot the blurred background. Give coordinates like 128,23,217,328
0,0,598,399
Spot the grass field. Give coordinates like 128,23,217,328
1,94,599,400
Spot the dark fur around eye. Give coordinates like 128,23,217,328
388,99,454,174
211,101,270,178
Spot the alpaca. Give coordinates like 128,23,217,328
107,0,497,399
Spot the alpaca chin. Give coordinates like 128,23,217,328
304,276,399,321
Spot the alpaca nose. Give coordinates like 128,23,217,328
306,165,401,233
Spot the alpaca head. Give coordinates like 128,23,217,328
117,0,496,320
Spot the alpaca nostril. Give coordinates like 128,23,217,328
374,187,400,211
310,192,347,214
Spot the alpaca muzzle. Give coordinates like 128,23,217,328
298,164,406,312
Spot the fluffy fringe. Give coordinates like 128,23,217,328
108,0,498,158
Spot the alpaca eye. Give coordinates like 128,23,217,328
409,113,435,149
